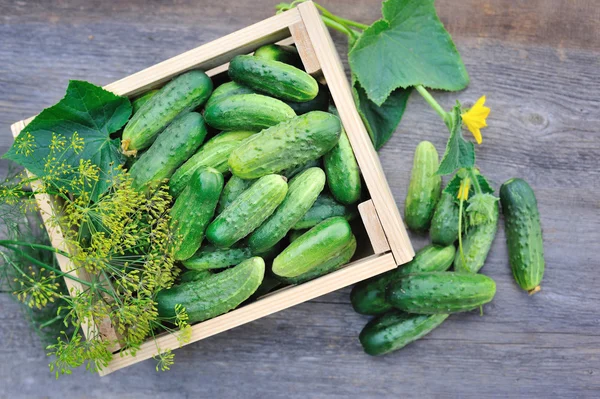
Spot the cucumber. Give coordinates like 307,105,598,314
169,131,254,197
229,55,318,102
281,159,321,180
272,216,354,278
122,70,213,155
285,84,330,115
279,235,356,284
293,193,356,230
248,167,326,253
171,168,224,261
182,244,252,271
288,229,307,243
229,111,341,179
359,311,449,356
350,244,455,315
454,201,499,273
206,174,288,248
205,81,255,109
254,44,302,68
404,141,442,231
386,272,496,314
323,129,361,204
217,175,255,213
204,93,295,132
249,273,283,301
156,257,265,324
500,178,545,294
430,191,460,246
132,89,159,114
130,112,207,191
179,270,212,283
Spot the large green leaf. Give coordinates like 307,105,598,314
4,80,131,200
348,0,469,106
437,104,475,175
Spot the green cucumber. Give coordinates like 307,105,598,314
386,272,496,314
171,168,224,261
281,159,321,180
323,129,361,204
182,244,252,271
217,175,256,213
500,178,545,294
248,167,326,253
272,216,354,278
204,93,295,132
229,55,318,102
229,111,341,179
430,191,460,246
359,311,449,356
156,257,264,323
293,193,356,230
285,84,330,115
206,174,288,248
254,44,302,68
288,229,307,243
350,244,455,315
132,89,159,114
122,70,213,155
205,81,255,109
454,201,499,273
404,141,442,231
169,131,254,197
179,270,212,283
279,235,356,284
130,112,207,191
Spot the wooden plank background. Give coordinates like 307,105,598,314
0,0,598,397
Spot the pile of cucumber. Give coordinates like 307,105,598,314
123,44,363,324
352,141,545,356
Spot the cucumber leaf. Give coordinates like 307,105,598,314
4,81,131,201
437,103,475,175
466,193,499,226
349,0,469,106
444,169,494,199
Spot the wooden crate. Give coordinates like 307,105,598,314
10,1,414,376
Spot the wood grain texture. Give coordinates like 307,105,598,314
0,0,599,397
358,200,390,254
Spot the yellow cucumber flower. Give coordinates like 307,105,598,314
457,177,471,201
461,96,490,144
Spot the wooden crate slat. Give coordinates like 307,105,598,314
358,200,390,254
290,21,322,76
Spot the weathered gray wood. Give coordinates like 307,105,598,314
1,0,599,397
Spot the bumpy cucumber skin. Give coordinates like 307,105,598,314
179,270,212,283
360,310,449,356
404,141,442,231
430,191,460,246
272,216,353,278
386,272,496,314
249,167,326,253
454,202,499,273
229,55,318,102
171,168,224,261
130,112,207,191
285,84,330,115
182,244,252,271
123,70,213,154
500,178,545,294
157,257,265,323
217,175,255,213
324,129,362,205
205,81,255,110
132,89,159,114
281,159,321,180
350,244,455,315
293,193,356,230
254,44,302,68
169,131,254,197
279,235,356,284
229,111,341,179
206,174,288,248
204,93,295,132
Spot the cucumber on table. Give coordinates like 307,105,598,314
129,112,207,191
122,70,213,155
350,244,455,315
430,191,460,246
157,257,265,324
229,111,341,179
229,55,318,102
454,201,499,273
359,310,449,356
170,167,224,261
293,193,356,230
500,178,545,294
404,141,442,231
323,129,362,205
